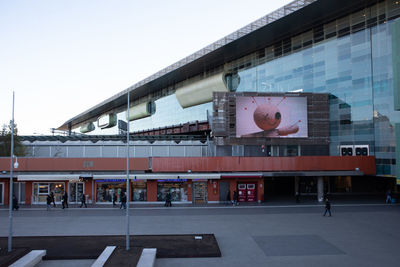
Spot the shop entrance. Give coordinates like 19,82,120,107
13,182,26,204
193,182,207,204
69,182,84,203
237,183,257,202
264,177,294,200
0,183,3,205
219,181,230,203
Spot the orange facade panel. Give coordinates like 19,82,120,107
151,156,376,175
0,157,149,172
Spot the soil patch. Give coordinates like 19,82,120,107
0,234,221,262
0,247,30,267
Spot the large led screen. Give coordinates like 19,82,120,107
236,96,308,138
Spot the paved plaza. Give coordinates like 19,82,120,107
0,201,399,267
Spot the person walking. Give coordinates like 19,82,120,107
323,198,331,216
386,190,392,204
46,194,52,211
80,193,87,208
120,192,127,209
112,191,117,207
12,194,19,211
50,192,56,207
62,191,68,209
165,192,172,207
233,190,238,206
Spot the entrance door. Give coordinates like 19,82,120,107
69,183,84,203
0,183,3,205
219,181,230,202
238,184,247,202
246,184,256,202
193,182,207,204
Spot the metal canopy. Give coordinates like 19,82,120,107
58,0,378,131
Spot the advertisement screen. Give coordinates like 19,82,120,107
236,96,308,138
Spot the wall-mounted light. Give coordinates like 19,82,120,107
13,156,18,169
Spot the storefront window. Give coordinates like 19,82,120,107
96,180,126,203
157,180,188,202
33,182,64,203
132,180,147,201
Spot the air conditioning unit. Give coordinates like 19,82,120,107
340,145,354,156
354,145,369,156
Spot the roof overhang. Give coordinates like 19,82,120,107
58,0,379,131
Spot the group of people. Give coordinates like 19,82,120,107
46,191,87,210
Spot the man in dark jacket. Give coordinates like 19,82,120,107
233,190,238,206
165,192,172,207
50,192,56,207
80,194,87,208
12,194,19,211
62,192,68,209
46,194,52,211
323,198,331,216
120,192,127,209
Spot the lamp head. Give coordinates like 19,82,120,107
13,156,18,169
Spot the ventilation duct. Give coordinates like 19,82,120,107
80,122,95,133
126,101,155,121
175,73,230,108
97,113,117,129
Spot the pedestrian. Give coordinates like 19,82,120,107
50,192,56,207
295,191,300,203
112,192,117,207
120,192,127,209
323,198,331,216
12,194,19,211
233,190,238,206
80,194,87,208
386,190,392,204
165,192,172,207
226,190,232,205
46,194,52,211
62,191,68,209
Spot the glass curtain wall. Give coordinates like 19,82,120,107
230,19,399,176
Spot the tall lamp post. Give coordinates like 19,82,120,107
8,91,17,252
126,90,130,250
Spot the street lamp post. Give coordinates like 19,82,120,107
8,91,16,252
126,91,130,250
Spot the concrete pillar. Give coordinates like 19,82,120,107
317,176,324,202
294,176,300,195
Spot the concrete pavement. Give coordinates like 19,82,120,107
0,200,399,267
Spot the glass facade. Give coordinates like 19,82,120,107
33,182,65,203
73,0,400,176
157,181,188,202
96,180,147,203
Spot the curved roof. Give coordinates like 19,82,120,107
58,0,377,131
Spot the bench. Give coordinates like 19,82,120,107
9,250,46,267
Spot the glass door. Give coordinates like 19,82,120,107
193,182,207,204
69,183,84,203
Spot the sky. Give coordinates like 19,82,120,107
0,0,293,135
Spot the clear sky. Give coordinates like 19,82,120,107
0,0,293,135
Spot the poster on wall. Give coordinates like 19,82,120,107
236,96,308,138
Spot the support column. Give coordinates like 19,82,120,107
294,176,300,195
317,176,324,202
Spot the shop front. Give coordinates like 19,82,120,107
192,180,208,203
69,182,85,203
93,176,147,203
33,182,65,203
157,179,188,202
